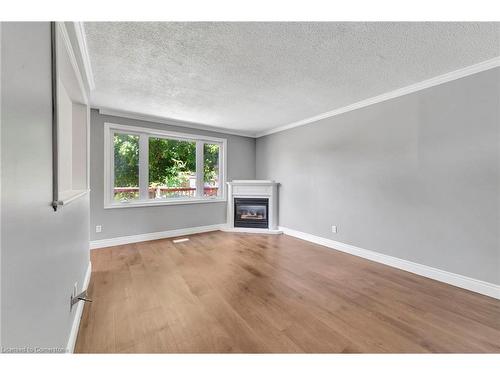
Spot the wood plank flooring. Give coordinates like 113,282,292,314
75,231,500,353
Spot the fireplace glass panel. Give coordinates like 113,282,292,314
234,198,269,228
237,205,267,220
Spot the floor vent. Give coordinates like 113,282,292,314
172,238,190,243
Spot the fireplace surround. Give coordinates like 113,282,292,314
224,180,281,234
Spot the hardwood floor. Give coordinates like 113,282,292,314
75,231,500,353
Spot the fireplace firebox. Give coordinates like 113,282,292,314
234,198,269,229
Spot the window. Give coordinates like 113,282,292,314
104,123,226,208
149,137,196,199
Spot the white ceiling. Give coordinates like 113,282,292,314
84,22,500,136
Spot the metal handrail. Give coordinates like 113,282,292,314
51,21,59,212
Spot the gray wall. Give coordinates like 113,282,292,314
257,68,500,285
90,110,256,240
1,23,90,349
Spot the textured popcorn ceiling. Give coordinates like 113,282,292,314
85,22,500,135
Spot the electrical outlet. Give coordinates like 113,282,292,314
95,225,102,233
331,225,338,233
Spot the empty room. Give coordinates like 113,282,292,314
1,1,500,371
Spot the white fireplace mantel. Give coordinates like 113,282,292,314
222,180,281,234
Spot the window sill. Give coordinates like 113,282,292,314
104,197,227,209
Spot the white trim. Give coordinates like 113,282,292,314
280,226,500,300
257,57,500,137
98,107,256,138
72,22,95,91
228,180,277,185
105,122,228,144
57,22,88,105
104,197,226,209
90,224,223,249
66,261,92,353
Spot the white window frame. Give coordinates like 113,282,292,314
104,122,227,209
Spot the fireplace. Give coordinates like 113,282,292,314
225,180,280,233
234,198,269,229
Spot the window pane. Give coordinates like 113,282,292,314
203,143,220,197
149,137,196,199
113,133,139,201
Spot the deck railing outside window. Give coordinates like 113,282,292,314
113,186,218,201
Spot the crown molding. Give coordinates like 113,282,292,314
96,107,257,138
257,56,500,138
73,22,96,91
88,54,499,139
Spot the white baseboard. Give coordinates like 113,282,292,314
280,226,500,300
89,224,223,249
66,260,92,353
